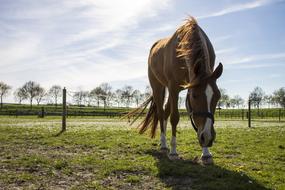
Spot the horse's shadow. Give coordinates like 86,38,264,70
145,149,270,190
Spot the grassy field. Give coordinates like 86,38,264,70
0,116,284,189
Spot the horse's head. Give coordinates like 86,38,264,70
183,63,223,147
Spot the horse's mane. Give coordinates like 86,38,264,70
176,17,209,76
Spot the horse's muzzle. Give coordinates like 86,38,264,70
198,126,216,147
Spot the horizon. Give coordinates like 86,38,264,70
1,0,285,103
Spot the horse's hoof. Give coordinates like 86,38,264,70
168,153,181,160
160,147,169,154
201,155,214,165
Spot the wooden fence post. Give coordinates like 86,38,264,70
55,87,66,136
248,100,251,128
62,87,67,132
39,107,45,118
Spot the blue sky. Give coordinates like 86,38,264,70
0,0,285,101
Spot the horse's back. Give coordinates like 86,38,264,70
150,38,169,51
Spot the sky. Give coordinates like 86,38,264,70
1,0,285,102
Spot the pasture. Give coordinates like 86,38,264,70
0,116,284,189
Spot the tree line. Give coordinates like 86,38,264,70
0,81,284,109
71,83,151,109
0,81,151,109
218,86,285,109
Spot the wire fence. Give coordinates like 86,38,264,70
0,88,284,122
0,105,284,121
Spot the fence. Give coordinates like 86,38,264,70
0,106,284,120
0,88,284,123
0,106,126,117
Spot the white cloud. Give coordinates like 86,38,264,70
0,0,173,92
229,52,285,65
230,63,284,69
212,35,233,44
65,0,172,43
0,38,41,67
216,48,236,55
198,0,274,19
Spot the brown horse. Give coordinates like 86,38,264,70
128,17,223,164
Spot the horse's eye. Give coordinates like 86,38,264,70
192,94,198,99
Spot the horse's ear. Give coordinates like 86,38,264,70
212,62,223,79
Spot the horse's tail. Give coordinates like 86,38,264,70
124,95,158,138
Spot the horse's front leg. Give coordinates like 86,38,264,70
160,96,171,153
160,119,168,153
168,89,180,160
201,147,213,165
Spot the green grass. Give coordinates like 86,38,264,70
0,117,284,189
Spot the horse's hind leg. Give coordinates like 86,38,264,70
158,92,168,153
148,70,167,152
168,87,180,160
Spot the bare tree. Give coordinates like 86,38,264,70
0,82,12,109
90,87,103,107
114,89,123,108
263,95,273,108
132,89,142,107
73,91,88,106
144,85,152,99
22,81,40,108
228,98,235,108
86,91,93,106
121,85,134,107
218,88,229,109
35,86,46,105
249,86,265,112
14,87,28,104
106,91,114,107
231,95,244,108
272,87,285,108
99,83,112,109
48,85,62,107
107,92,116,107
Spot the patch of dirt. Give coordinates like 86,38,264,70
101,170,164,190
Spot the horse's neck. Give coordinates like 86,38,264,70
185,61,213,85
169,31,212,83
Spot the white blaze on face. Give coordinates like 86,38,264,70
201,84,214,138
205,84,214,112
